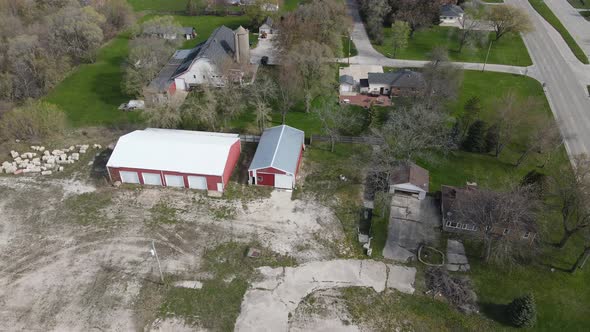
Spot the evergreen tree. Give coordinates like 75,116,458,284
484,123,499,153
507,294,537,328
460,96,482,137
462,120,486,152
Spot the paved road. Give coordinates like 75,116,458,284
545,0,590,58
344,0,590,158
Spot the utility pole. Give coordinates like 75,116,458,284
482,40,493,72
150,240,164,283
348,35,351,65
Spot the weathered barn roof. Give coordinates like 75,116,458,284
390,163,429,192
107,128,239,176
183,27,195,35
249,125,305,174
339,74,355,85
440,4,464,18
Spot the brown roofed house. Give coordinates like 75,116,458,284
389,163,429,200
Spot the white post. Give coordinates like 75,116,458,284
482,40,493,72
151,240,164,283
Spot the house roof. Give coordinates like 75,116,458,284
261,16,273,28
368,69,425,88
339,74,355,85
182,27,195,35
440,4,464,17
106,128,240,176
148,49,193,91
390,163,429,192
249,125,305,174
172,25,237,78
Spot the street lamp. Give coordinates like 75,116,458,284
150,240,164,283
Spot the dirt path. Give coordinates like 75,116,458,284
234,259,416,332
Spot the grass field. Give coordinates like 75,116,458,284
581,10,590,20
568,0,590,9
528,0,589,64
374,26,532,66
127,0,188,12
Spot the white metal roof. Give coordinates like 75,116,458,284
106,128,240,176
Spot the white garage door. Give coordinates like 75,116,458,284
187,176,208,190
120,171,140,184
164,174,185,188
142,173,162,186
274,174,293,189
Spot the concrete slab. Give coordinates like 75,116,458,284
445,239,470,272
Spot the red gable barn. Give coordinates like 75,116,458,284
248,125,305,189
106,128,241,194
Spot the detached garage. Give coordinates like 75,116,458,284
107,128,241,194
248,125,304,189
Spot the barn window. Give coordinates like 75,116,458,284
503,228,510,235
523,231,530,239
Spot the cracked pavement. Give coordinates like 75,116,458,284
234,259,416,332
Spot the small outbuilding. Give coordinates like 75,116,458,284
182,27,196,40
248,125,305,189
259,17,275,36
440,4,464,24
106,128,241,194
389,163,429,200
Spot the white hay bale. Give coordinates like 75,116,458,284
58,166,64,172
71,153,80,161
41,170,52,175
10,151,19,158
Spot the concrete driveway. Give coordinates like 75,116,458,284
234,259,416,332
250,35,278,65
383,195,441,262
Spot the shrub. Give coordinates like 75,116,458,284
0,101,67,141
507,294,537,327
425,267,478,313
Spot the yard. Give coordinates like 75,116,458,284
127,0,189,12
568,0,590,9
373,26,532,66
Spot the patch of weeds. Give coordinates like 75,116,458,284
211,204,237,220
341,287,498,331
63,191,112,225
149,201,178,224
155,242,296,331
223,181,272,204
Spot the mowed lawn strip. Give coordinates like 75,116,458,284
568,0,590,9
374,26,532,66
127,0,188,12
528,0,589,64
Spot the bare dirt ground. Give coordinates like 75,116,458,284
0,153,347,331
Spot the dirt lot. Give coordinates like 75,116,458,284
0,139,349,330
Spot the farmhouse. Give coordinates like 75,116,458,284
389,163,429,200
106,128,241,194
367,69,425,97
248,125,305,189
440,4,464,24
441,185,537,244
145,25,250,106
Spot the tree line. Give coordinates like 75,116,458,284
0,0,135,104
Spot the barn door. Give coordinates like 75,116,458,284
188,176,207,190
274,174,293,189
120,171,140,184
164,175,185,187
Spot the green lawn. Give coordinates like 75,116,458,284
374,26,532,66
342,36,358,58
283,0,301,12
581,10,590,20
568,0,590,9
127,0,188,12
528,0,589,64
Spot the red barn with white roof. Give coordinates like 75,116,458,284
107,128,240,194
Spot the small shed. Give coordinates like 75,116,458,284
440,4,464,24
389,163,429,200
248,125,305,189
182,27,196,40
339,74,355,93
259,17,275,35
107,128,241,194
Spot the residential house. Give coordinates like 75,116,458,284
389,163,429,200
367,69,425,97
145,25,250,106
182,27,196,40
440,4,464,24
261,2,279,12
259,17,276,36
441,185,537,244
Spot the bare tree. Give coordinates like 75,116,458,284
123,38,175,96
391,20,410,57
486,5,533,41
422,51,463,109
0,101,67,141
276,67,298,124
515,117,563,167
183,86,219,131
457,1,487,53
451,185,538,262
394,0,444,37
373,103,455,163
549,155,590,248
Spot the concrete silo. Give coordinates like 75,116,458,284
234,26,250,64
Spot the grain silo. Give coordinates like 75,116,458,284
234,26,250,64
